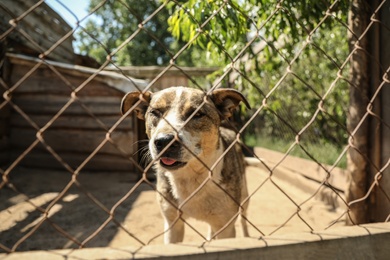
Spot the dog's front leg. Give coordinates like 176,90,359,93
207,226,214,241
209,218,236,240
157,189,185,243
213,223,236,239
163,216,184,244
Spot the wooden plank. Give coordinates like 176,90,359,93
0,136,8,149
154,75,188,90
10,67,100,96
10,65,80,94
0,152,9,165
11,74,124,97
106,66,218,78
0,95,10,148
6,54,147,94
9,150,137,172
10,64,125,97
9,128,137,155
0,110,10,119
12,95,124,115
0,119,8,137
10,114,134,130
0,137,9,165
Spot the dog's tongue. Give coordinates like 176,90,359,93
161,158,177,166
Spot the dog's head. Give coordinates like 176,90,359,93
121,87,250,171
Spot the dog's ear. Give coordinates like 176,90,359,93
211,89,251,119
121,91,152,120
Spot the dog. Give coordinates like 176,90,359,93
121,86,251,243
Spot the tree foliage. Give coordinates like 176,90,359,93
77,0,178,65
167,0,350,146
167,0,348,65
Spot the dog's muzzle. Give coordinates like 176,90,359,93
153,134,186,170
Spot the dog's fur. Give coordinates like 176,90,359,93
121,86,250,243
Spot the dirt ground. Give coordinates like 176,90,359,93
0,160,346,253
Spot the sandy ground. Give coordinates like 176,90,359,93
0,162,346,253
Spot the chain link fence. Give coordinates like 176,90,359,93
0,0,389,254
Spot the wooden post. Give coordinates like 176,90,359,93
346,0,370,225
368,0,390,222
346,0,390,224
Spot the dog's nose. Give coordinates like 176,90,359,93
154,134,180,152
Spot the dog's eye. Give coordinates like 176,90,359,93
185,109,205,120
193,111,205,119
150,109,162,117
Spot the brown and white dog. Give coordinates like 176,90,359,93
121,86,250,243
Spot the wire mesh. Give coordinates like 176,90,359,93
0,0,389,254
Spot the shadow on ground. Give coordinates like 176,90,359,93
0,167,154,252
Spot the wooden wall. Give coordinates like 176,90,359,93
0,0,75,63
5,59,139,172
0,58,11,166
0,106,8,166
153,74,188,91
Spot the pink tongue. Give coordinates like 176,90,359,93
161,158,177,166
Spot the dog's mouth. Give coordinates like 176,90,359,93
159,157,186,169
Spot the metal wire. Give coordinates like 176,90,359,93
0,0,389,254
